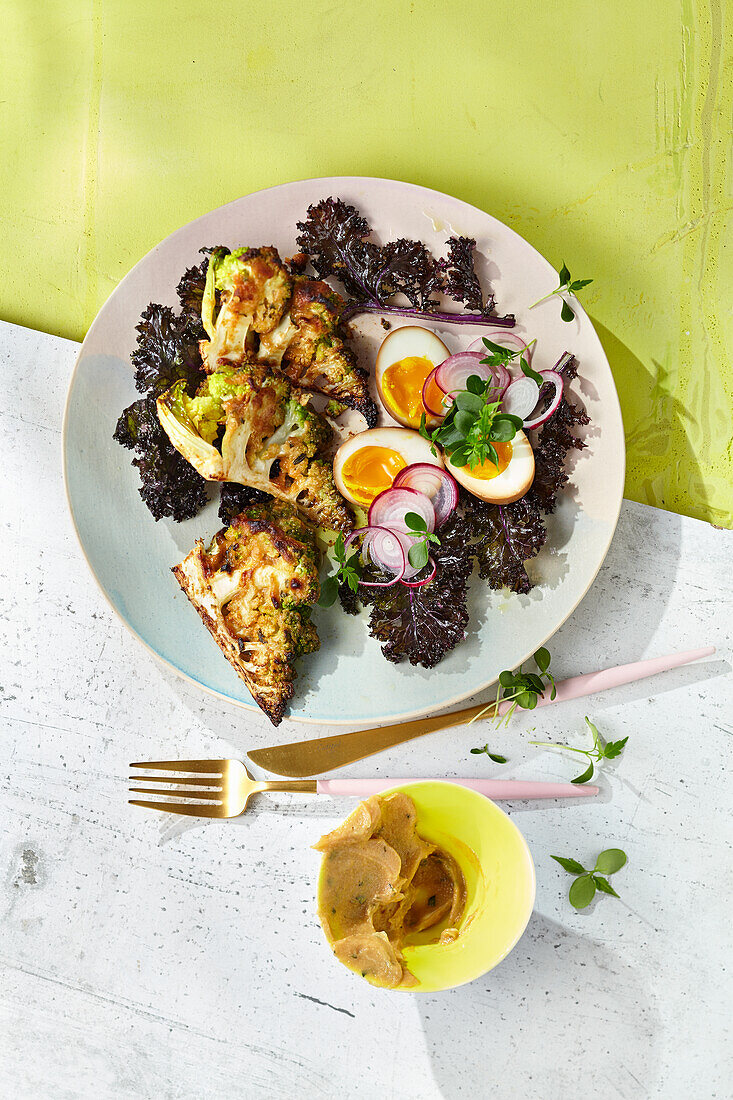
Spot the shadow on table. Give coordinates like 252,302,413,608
415,912,661,1100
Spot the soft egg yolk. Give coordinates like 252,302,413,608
341,446,407,506
462,442,513,479
382,356,436,427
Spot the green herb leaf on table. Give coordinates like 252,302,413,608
530,716,628,780
551,847,627,909
470,744,508,764
469,647,558,728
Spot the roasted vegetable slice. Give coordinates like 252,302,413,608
173,500,320,724
156,362,353,532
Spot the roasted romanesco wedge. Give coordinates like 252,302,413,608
173,500,321,724
156,361,353,533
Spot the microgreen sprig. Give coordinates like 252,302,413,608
468,647,557,728
404,511,440,570
530,262,593,323
551,848,627,909
318,534,362,608
419,375,523,470
470,744,508,764
530,717,628,783
480,336,543,385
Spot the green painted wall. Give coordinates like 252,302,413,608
1,1,730,525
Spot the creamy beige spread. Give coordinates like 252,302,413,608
315,794,466,989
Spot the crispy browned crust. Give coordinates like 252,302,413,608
172,546,291,724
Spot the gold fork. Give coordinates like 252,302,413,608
129,759,315,818
129,759,599,816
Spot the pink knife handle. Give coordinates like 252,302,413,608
316,778,598,799
497,645,717,715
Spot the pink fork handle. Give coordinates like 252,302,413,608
316,778,598,799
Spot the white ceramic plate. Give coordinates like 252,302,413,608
63,177,624,726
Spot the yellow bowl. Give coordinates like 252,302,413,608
317,780,536,993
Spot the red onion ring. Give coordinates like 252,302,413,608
368,486,436,534
344,525,406,586
422,367,450,417
392,463,459,527
435,353,510,406
501,376,541,420
401,556,437,588
522,370,564,430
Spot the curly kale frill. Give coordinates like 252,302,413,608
358,512,473,667
113,395,209,522
295,197,514,328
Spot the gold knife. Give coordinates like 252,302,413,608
247,647,714,777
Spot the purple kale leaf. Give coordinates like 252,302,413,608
218,483,271,525
131,302,205,397
296,196,514,329
527,353,590,514
440,236,494,314
359,512,473,667
463,495,547,595
114,395,209,522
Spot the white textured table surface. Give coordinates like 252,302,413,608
1,319,731,1100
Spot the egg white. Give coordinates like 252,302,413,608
375,326,449,427
445,430,535,504
333,427,444,507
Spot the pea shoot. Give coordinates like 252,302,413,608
470,744,508,764
419,372,523,470
404,511,440,571
551,848,627,909
468,647,557,728
318,534,362,608
530,262,593,323
530,717,628,783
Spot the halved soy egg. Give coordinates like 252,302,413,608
445,431,535,505
375,326,449,429
333,427,444,508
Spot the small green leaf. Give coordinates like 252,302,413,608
488,752,508,764
593,875,620,898
569,874,596,909
594,848,627,875
603,737,629,760
584,716,602,747
499,670,515,688
569,278,593,291
558,261,571,286
470,746,485,755
571,760,595,785
404,510,427,533
524,673,546,695
482,337,514,359
454,390,483,413
408,541,429,570
318,576,339,608
516,691,535,709
534,647,551,672
561,299,575,323
466,374,486,395
520,358,544,387
551,855,586,875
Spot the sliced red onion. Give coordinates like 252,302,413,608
502,376,541,420
392,463,458,527
344,525,406,586
435,353,510,404
467,330,532,358
368,486,436,534
421,366,450,417
401,556,437,588
522,370,564,429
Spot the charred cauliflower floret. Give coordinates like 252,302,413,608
274,277,378,427
173,500,320,724
200,246,292,371
156,361,353,533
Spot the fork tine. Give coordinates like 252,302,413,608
129,759,228,773
128,786,222,800
129,799,227,818
127,775,223,788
